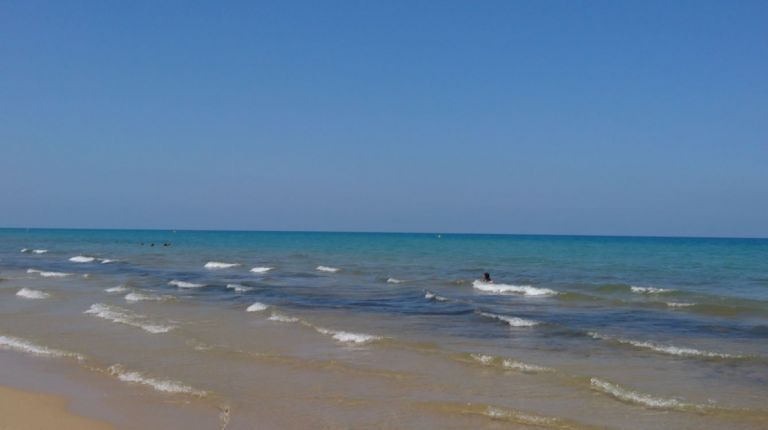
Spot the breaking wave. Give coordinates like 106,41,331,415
588,332,742,359
108,364,206,396
204,261,240,269
479,312,539,327
16,288,50,299
386,278,403,284
84,303,175,334
246,302,268,312
27,269,72,278
316,266,340,273
666,302,695,308
268,313,299,323
590,377,705,412
69,256,95,263
249,267,272,273
469,353,551,373
472,281,556,296
124,292,170,303
0,335,83,360
630,286,674,294
21,249,48,254
168,280,206,289
315,327,381,344
105,285,129,293
226,283,253,292
425,291,449,302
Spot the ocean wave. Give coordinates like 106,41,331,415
226,283,253,292
27,269,72,278
316,266,340,273
386,278,403,284
268,313,299,323
246,302,268,312
315,327,381,344
108,364,206,396
99,258,117,264
21,248,49,254
168,280,206,289
479,312,539,327
84,304,174,334
105,285,129,293
630,286,673,294
469,353,550,373
250,267,272,273
587,332,741,359
472,280,556,297
124,292,170,303
421,402,592,430
425,291,449,302
590,377,705,411
204,261,240,269
69,255,95,263
666,302,695,308
16,288,50,299
0,335,83,360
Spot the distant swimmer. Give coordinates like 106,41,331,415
482,272,493,283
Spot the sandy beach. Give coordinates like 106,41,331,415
0,385,114,430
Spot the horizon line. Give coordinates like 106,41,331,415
1,226,766,241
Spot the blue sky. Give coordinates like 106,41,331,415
1,1,766,237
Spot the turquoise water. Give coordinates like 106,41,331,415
2,229,768,429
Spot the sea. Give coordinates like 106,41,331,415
1,229,767,429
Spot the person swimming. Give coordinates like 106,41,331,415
482,272,492,283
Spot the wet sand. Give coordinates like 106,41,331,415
0,385,114,430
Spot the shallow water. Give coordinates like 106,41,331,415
2,229,767,429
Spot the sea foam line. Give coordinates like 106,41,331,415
16,288,50,299
105,285,129,293
268,313,299,323
472,280,557,297
246,302,268,312
204,261,240,269
0,335,83,360
316,266,340,273
630,286,673,294
85,304,175,334
479,312,539,327
108,364,206,396
27,269,71,278
587,332,741,359
125,292,171,303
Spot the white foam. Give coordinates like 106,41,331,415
20,248,29,253
425,291,449,302
16,288,50,299
630,286,673,294
268,313,299,323
386,278,403,284
108,365,206,396
587,332,739,358
31,249,48,254
105,285,129,293
124,292,169,303
249,267,272,273
0,335,83,360
316,328,381,344
27,269,71,278
204,261,240,269
84,304,174,334
226,284,253,292
69,256,95,263
316,266,340,273
469,353,549,372
666,302,695,308
168,280,206,288
479,312,539,327
472,280,556,297
100,258,117,264
590,378,703,411
484,406,558,426
246,302,268,312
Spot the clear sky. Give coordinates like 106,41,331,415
1,1,766,237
